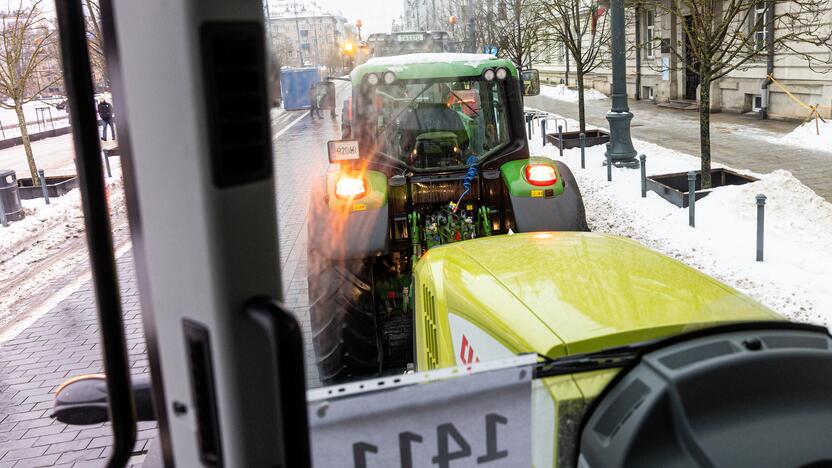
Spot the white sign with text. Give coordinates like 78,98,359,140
308,358,533,468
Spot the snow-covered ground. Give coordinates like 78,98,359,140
779,118,832,153
527,108,832,328
540,84,607,103
0,99,67,126
0,157,127,330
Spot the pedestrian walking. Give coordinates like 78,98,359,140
309,83,322,120
98,98,115,141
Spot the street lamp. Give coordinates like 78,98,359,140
355,19,362,41
286,1,307,67
605,0,639,167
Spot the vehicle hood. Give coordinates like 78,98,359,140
415,232,782,358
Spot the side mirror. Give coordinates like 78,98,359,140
521,69,540,96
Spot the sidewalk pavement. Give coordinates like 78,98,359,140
0,252,154,467
525,94,832,201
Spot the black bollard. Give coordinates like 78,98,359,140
688,171,696,227
756,194,766,261
639,154,646,197
38,169,49,205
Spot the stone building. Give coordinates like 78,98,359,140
265,0,356,69
535,2,832,120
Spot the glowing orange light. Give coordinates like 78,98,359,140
525,164,557,186
335,174,367,199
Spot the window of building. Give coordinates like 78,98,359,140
752,3,768,50
752,94,763,111
645,10,655,58
642,86,655,100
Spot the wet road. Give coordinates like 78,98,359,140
274,81,352,388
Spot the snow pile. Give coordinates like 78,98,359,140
0,158,127,326
526,109,832,328
779,118,832,153
540,84,607,103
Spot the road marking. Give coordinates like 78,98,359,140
273,111,308,140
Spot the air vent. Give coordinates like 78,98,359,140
183,320,224,467
422,285,439,369
659,341,737,370
593,379,650,439
201,22,272,188
762,335,828,350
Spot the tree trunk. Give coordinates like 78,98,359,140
698,76,712,189
577,68,587,135
15,100,40,186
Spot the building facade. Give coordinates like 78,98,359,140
534,1,832,120
265,0,356,69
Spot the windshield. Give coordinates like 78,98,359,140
355,78,511,169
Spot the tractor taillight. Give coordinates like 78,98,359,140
525,164,557,186
335,174,367,199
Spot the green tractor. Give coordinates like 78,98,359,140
308,54,587,383
309,54,832,465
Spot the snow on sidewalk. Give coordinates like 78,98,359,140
527,109,832,328
540,84,607,103
0,158,126,323
779,118,832,153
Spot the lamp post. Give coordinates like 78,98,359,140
355,19,362,41
605,0,639,167
286,1,306,67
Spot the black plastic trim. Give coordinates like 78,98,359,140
183,320,224,467
54,1,137,466
200,22,272,188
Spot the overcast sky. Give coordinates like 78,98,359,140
312,0,402,36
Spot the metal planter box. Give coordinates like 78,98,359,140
546,129,609,149
17,175,79,200
646,168,757,208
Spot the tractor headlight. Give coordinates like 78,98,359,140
383,71,397,85
496,67,508,80
366,73,379,85
483,68,496,81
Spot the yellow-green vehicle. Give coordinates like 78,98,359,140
414,232,832,467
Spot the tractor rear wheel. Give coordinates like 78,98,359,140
555,161,589,232
307,248,381,384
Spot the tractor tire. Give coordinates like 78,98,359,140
307,247,381,384
554,161,589,232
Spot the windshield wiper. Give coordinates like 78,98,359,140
533,342,649,378
376,82,433,140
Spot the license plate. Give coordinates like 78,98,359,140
328,140,360,163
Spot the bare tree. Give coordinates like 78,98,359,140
652,0,832,187
83,0,107,88
497,0,548,69
0,0,61,185
468,0,547,69
540,0,611,134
